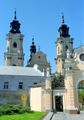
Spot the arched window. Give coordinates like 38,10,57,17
13,42,17,48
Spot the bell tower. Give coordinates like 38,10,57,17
4,11,24,66
56,15,73,74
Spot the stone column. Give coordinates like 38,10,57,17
64,71,80,114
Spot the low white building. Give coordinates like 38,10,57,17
0,65,46,105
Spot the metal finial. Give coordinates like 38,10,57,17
32,35,34,42
62,13,64,24
14,9,17,20
38,46,40,51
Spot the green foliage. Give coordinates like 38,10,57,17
78,82,84,89
52,74,64,89
80,89,84,96
79,89,84,107
0,104,31,115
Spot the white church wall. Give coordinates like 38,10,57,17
0,75,45,91
0,74,45,105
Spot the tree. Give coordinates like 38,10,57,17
79,89,84,107
52,73,64,89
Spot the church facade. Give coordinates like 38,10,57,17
53,16,84,114
31,16,84,113
0,11,84,114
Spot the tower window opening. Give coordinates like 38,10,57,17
65,45,68,51
38,56,41,59
13,42,17,48
7,57,11,59
60,41,63,44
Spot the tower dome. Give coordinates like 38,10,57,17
58,15,70,37
10,11,21,33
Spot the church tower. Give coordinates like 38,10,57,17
4,11,24,66
56,16,73,74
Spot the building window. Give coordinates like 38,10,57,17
18,82,23,89
4,82,9,89
13,42,17,48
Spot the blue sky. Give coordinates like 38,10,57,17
0,0,84,72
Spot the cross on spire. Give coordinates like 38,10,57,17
14,9,17,20
62,13,65,24
38,46,40,51
32,35,34,43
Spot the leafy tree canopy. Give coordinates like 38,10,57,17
52,73,64,89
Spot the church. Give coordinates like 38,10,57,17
0,11,84,114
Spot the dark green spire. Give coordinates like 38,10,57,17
30,37,36,55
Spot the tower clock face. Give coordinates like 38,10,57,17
79,53,84,61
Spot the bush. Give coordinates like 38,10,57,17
0,104,31,115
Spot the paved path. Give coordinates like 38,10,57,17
52,111,84,120
43,112,53,120
43,111,84,120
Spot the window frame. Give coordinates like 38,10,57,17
4,82,9,89
18,82,23,89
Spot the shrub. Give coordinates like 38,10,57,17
0,104,31,115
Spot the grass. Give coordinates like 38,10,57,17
0,112,45,120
